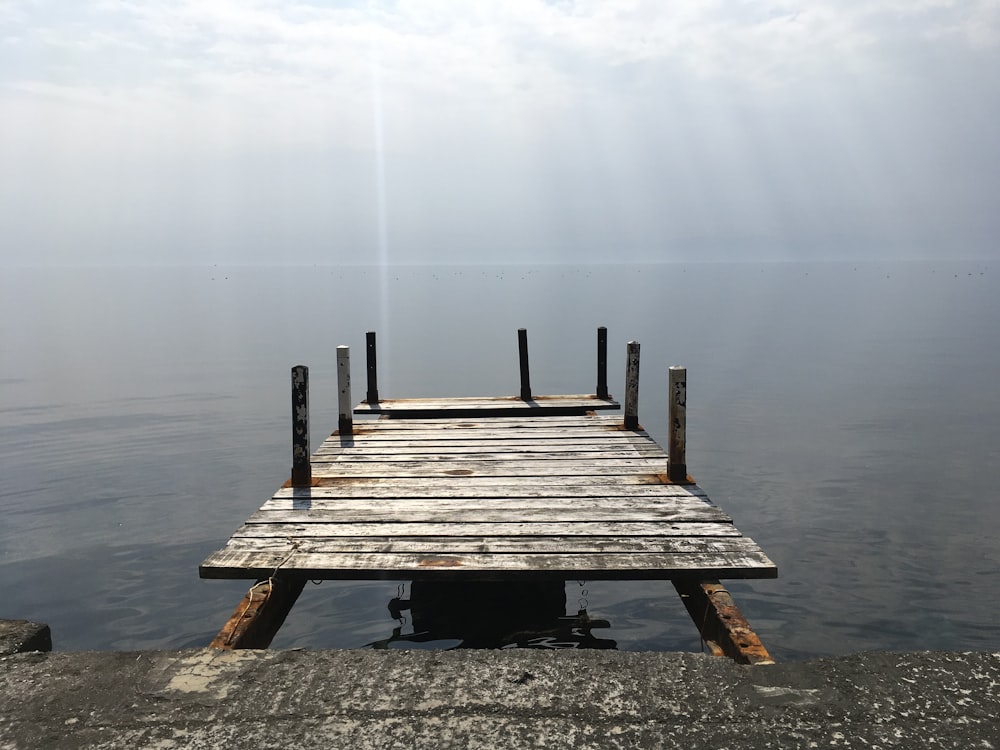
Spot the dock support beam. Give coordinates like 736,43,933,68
672,579,774,665
668,366,687,482
338,345,353,435
518,328,532,401
624,341,640,430
290,365,311,487
365,331,379,404
597,326,609,399
210,577,307,650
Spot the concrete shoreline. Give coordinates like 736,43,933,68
2,623,998,749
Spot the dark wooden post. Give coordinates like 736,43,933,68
518,328,532,400
338,345,353,435
668,365,687,482
290,365,311,487
597,326,609,399
210,577,307,650
365,331,379,404
624,341,640,430
672,580,774,665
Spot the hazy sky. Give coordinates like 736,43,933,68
2,1,998,266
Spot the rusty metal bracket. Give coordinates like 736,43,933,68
672,579,774,665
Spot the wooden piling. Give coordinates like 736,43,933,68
290,365,311,487
672,579,774,665
518,328,532,401
597,326,609,399
668,366,687,482
210,576,307,650
365,331,379,404
624,341,640,430
338,345,353,435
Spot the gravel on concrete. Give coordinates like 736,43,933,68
1,647,998,749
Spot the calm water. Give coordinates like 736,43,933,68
1,260,997,660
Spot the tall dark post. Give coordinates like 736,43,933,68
597,326,609,399
290,365,311,487
518,328,532,400
338,345,353,435
366,330,379,404
624,341,640,430
668,366,687,482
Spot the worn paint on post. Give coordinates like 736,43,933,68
624,341,640,430
290,365,311,487
668,366,687,482
337,346,353,435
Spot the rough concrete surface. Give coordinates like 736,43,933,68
0,622,51,657
1,649,998,749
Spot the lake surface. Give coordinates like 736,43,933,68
1,260,997,660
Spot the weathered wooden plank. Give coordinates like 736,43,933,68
358,412,627,433
317,433,661,445
367,418,627,426
220,536,758,556
354,395,620,412
252,504,731,524
354,395,616,405
261,485,719,513
272,476,707,494
231,521,741,539
346,426,643,438
308,459,667,477
200,548,778,580
315,436,661,449
369,412,625,422
311,449,665,462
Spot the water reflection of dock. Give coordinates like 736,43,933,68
371,581,617,650
200,328,777,663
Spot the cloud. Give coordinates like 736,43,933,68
4,0,996,152
1,1,998,264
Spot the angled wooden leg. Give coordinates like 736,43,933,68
673,579,774,665
210,576,307,650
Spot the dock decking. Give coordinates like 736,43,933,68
199,408,775,581
200,329,777,662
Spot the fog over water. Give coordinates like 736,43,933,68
1,260,997,658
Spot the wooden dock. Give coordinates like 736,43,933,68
200,329,777,663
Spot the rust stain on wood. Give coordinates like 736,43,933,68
311,476,376,487
673,579,774,665
654,472,695,485
281,477,321,488
418,557,464,567
210,577,306,650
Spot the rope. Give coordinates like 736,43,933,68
223,539,301,646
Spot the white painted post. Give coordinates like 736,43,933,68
337,345,353,435
624,341,640,430
668,365,687,482
290,365,311,487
